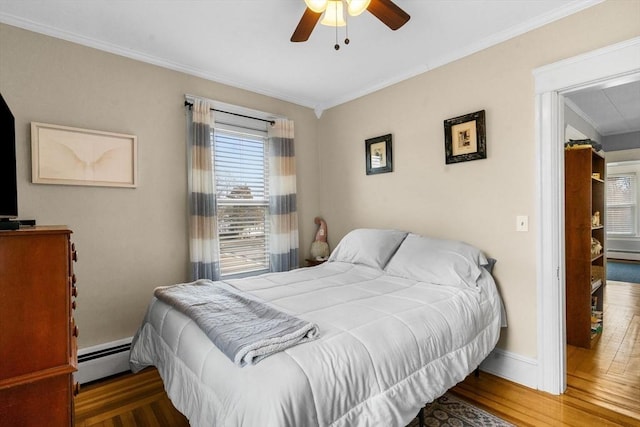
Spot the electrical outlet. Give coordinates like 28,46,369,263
516,215,529,232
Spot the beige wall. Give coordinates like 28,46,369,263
0,23,319,348
1,0,639,359
607,148,640,162
317,0,640,358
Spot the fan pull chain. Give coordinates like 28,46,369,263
344,11,350,45
334,2,340,50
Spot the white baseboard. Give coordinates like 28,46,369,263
75,337,133,384
75,338,538,391
480,347,538,389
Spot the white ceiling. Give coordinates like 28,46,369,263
565,80,640,136
0,0,604,115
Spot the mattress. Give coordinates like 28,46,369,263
130,260,503,426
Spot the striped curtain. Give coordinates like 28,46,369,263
187,98,220,280
268,119,299,272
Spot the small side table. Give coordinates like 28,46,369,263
305,258,327,267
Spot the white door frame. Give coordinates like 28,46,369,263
534,37,640,395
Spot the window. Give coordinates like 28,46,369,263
606,173,637,236
214,124,269,277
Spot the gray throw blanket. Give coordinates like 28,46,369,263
154,279,319,367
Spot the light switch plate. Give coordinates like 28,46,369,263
517,215,529,232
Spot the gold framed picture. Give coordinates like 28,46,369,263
444,110,486,164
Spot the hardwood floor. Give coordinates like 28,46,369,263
74,369,189,427
453,280,640,426
75,282,640,426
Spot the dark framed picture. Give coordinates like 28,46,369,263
365,134,393,175
444,110,486,164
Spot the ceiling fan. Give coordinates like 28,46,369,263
291,0,410,47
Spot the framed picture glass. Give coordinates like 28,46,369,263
365,134,393,175
31,122,137,188
444,110,486,164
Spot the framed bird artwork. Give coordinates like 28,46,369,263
31,122,137,188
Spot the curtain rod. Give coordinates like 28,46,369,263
184,101,275,126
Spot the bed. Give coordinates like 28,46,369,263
129,229,505,426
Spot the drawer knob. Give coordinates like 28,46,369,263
71,274,77,285
73,382,81,396
72,300,76,310
73,325,79,337
72,250,78,262
72,287,78,298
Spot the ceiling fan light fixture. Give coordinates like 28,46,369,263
304,0,328,13
292,0,410,47
320,1,346,27
347,0,371,16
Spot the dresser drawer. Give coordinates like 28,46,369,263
0,373,73,426
0,227,77,426
0,232,71,380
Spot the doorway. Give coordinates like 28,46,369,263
534,37,640,395
562,79,640,405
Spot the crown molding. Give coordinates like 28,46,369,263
2,0,604,116
315,0,605,112
563,97,604,136
0,12,317,111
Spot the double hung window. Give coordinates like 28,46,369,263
213,121,269,277
606,173,637,236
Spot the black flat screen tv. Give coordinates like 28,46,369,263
0,93,18,219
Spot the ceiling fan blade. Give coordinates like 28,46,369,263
367,0,410,30
291,8,322,42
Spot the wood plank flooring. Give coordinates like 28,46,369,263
75,368,189,427
453,280,640,426
74,282,640,426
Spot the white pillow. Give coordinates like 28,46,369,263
385,233,489,287
328,229,408,269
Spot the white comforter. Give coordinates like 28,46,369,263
129,261,502,427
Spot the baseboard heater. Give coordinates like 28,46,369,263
75,337,133,384
607,250,640,261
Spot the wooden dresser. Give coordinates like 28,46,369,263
0,226,79,426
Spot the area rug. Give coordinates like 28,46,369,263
607,261,640,284
407,393,514,427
